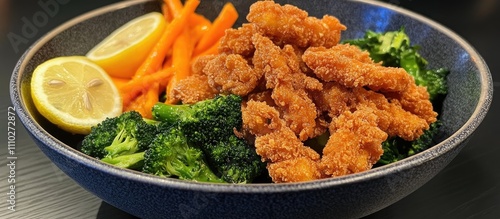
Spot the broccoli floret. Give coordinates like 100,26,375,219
80,111,158,169
142,122,224,183
344,28,449,102
152,94,242,144
377,121,442,165
206,135,266,183
152,94,265,183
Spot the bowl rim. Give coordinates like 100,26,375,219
10,0,493,193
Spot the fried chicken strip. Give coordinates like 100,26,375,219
247,0,346,48
203,53,263,96
303,45,415,92
320,108,387,177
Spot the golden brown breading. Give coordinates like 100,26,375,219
203,53,263,96
302,45,415,92
271,84,318,141
254,126,320,163
242,100,283,137
352,87,429,141
246,0,346,48
218,23,259,57
320,108,387,177
267,157,321,183
171,74,218,104
385,84,438,125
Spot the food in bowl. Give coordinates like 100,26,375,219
31,0,447,184
11,0,492,218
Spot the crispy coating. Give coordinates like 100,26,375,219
385,84,438,125
254,126,320,163
303,45,415,92
218,23,258,57
203,53,263,96
242,100,283,137
252,34,321,140
247,0,346,48
171,74,218,104
267,157,321,183
320,108,387,177
174,1,439,183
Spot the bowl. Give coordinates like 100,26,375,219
10,0,493,218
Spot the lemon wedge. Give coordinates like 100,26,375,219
31,56,123,135
86,12,167,79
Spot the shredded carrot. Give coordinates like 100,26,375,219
133,0,200,79
165,28,194,104
193,2,238,56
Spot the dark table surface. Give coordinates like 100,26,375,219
1,0,498,218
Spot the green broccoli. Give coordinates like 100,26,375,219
344,28,449,102
80,111,158,169
142,122,224,183
152,94,242,144
377,120,443,165
206,135,266,183
152,94,265,183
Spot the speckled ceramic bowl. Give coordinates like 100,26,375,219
10,0,493,218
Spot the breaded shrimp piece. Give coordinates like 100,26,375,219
247,1,346,48
267,157,322,183
321,109,387,177
386,84,438,125
203,53,263,96
302,45,414,92
218,23,259,57
172,74,219,104
242,100,283,137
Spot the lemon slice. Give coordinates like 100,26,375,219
31,56,123,135
86,12,167,79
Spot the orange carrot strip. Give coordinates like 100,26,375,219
164,0,183,18
161,3,173,22
193,2,238,56
121,67,175,108
141,82,160,119
110,76,130,90
165,28,194,104
133,0,200,79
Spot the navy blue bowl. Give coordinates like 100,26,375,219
10,0,493,218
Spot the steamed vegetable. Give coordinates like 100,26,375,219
152,94,265,183
80,111,158,169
